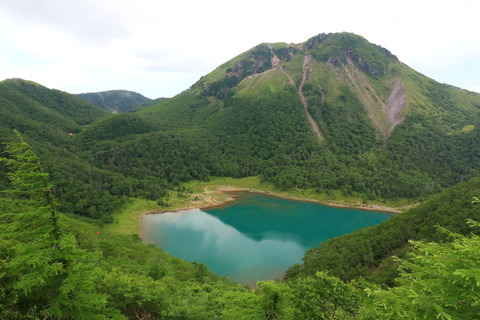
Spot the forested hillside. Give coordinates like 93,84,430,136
81,32,480,203
286,177,480,285
76,90,160,113
0,79,152,221
1,135,478,319
0,78,106,140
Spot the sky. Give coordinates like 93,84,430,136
0,0,479,98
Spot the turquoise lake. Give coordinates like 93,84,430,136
141,192,392,286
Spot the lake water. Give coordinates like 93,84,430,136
141,192,392,286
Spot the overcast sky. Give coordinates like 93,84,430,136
0,0,479,98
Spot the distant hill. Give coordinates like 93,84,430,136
76,90,162,113
127,96,169,112
0,78,106,141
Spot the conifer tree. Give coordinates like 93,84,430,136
0,130,119,319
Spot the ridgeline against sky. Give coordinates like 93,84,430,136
0,0,479,97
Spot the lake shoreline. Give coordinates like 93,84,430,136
216,188,402,214
139,186,401,239
140,188,396,287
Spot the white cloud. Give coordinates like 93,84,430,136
0,0,132,43
0,0,478,98
466,86,480,94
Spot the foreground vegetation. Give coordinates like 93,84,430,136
1,134,479,319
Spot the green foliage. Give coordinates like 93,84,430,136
318,85,377,153
360,222,480,319
0,79,129,222
0,132,116,319
288,272,361,319
203,75,241,99
1,130,52,203
257,280,291,319
307,33,397,75
201,44,273,99
0,78,105,128
384,81,480,190
272,44,298,62
86,129,224,187
79,113,161,142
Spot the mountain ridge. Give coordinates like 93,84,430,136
76,89,163,113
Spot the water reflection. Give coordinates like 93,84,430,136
206,193,392,247
142,193,392,285
142,209,306,284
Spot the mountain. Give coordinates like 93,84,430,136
76,90,160,113
81,32,480,201
1,32,480,221
0,78,106,140
0,79,153,221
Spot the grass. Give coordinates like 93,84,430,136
184,176,268,191
233,68,290,97
103,198,161,235
462,124,476,133
104,177,271,235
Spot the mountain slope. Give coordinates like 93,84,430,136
76,90,157,113
0,78,107,141
89,32,480,200
0,79,145,221
1,32,480,221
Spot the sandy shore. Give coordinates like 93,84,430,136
143,186,405,216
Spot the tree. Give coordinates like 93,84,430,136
257,280,291,319
360,221,480,319
288,272,360,320
0,130,119,319
0,130,60,241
